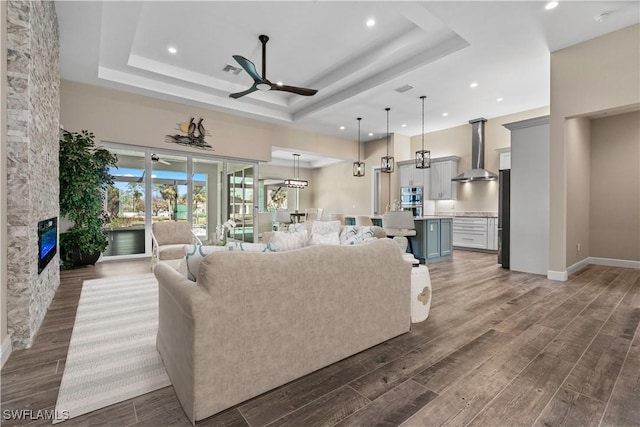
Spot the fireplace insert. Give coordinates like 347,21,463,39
38,217,57,274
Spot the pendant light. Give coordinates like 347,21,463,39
415,95,431,169
284,153,308,188
381,107,394,173
353,117,365,177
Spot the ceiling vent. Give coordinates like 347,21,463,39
394,84,414,93
222,64,243,75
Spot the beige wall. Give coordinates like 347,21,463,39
550,24,640,273
590,111,640,261
565,117,591,267
410,107,549,214
61,80,357,163
1,0,8,353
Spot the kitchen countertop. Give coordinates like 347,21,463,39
435,212,498,218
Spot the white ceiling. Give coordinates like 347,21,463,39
56,1,639,165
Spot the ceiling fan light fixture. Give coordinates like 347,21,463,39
256,82,271,91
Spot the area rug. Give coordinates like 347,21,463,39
54,273,171,422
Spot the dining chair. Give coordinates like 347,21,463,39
275,208,292,230
329,213,345,225
382,210,417,254
355,215,374,226
305,208,323,222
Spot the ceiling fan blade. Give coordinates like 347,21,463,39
159,159,171,165
232,55,264,82
272,84,318,97
229,84,259,99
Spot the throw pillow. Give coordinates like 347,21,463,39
311,220,341,236
309,232,340,246
183,245,229,281
287,222,307,233
225,242,276,252
341,226,377,245
269,230,308,251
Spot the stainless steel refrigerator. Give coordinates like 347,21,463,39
498,169,510,268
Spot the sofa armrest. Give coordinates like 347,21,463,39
154,262,211,421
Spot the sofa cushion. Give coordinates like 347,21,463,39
309,232,340,246
183,243,276,281
311,220,341,236
269,230,308,251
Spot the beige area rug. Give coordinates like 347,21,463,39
54,273,171,423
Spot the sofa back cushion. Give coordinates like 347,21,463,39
269,230,308,251
184,242,276,281
153,221,193,245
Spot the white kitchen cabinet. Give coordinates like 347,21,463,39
452,217,488,249
496,147,511,170
429,157,459,200
398,162,426,188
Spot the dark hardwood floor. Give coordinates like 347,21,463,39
2,251,639,426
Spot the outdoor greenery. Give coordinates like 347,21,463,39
59,130,118,268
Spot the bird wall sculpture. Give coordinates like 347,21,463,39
166,117,212,150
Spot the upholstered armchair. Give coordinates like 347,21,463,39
151,221,202,269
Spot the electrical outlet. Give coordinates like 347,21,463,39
576,243,581,253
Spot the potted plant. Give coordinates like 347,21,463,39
59,130,118,268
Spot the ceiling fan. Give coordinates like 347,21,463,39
151,153,170,165
229,35,318,99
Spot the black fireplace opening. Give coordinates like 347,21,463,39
38,217,57,274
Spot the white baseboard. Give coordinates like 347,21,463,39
547,257,639,282
589,257,640,269
1,335,12,368
547,270,568,281
567,258,590,275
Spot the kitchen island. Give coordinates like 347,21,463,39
411,216,453,263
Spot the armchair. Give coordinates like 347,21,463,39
151,221,202,269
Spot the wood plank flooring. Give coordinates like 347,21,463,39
2,251,639,427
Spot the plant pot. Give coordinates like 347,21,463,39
61,246,101,268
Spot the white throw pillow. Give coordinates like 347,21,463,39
311,220,341,236
269,230,308,251
309,232,340,246
341,226,377,245
183,245,229,281
287,222,307,233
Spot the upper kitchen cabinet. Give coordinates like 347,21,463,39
429,156,460,200
398,161,426,188
496,147,511,170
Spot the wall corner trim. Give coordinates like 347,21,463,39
547,270,568,281
1,334,12,368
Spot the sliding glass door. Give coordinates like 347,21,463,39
102,143,256,258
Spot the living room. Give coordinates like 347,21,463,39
1,1,640,426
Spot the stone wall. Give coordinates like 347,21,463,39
6,0,60,349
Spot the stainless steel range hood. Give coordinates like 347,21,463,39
452,118,499,182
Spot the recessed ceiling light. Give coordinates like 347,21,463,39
545,1,559,10
442,112,449,117
167,46,177,54
496,97,504,102
368,133,374,136
366,18,375,27
401,124,407,128
339,126,345,130
470,82,478,88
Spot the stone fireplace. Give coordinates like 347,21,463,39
6,0,60,349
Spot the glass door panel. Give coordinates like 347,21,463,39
192,158,223,244
105,149,146,256
227,162,255,242
151,153,188,223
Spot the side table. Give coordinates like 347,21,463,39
411,265,432,323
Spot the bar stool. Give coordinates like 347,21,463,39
382,211,417,254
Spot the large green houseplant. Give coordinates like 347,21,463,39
59,130,117,268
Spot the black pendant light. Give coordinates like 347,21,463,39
381,107,394,173
416,95,431,169
353,117,365,177
284,153,308,188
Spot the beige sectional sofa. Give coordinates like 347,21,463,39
154,238,411,424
